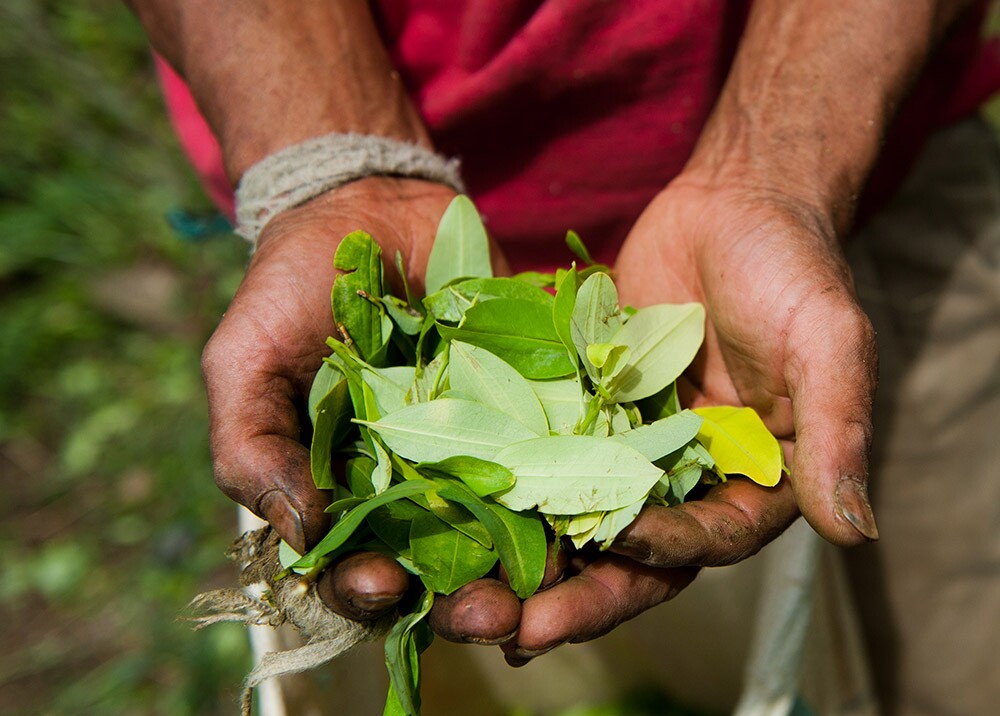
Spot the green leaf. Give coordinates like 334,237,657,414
382,294,425,336
367,498,426,556
571,273,622,381
555,512,603,549
325,496,368,514
434,389,474,401
606,403,632,435
608,303,705,402
371,437,393,494
346,456,377,498
330,348,406,420
610,410,703,461
651,439,716,504
409,512,498,595
362,365,414,418
361,379,382,425
511,270,556,289
383,591,434,716
333,231,388,364
667,462,706,503
422,286,475,324
584,403,611,438
411,489,493,548
565,230,595,265
493,435,663,514
528,377,585,435
407,351,445,405
359,398,537,463
395,250,423,312
417,455,515,496
434,480,547,598
448,341,549,435
307,360,344,424
467,278,554,306
586,342,631,385
439,299,576,379
576,264,613,281
592,497,646,548
309,378,353,489
292,480,435,569
553,265,579,362
278,539,306,573
636,381,682,422
327,337,373,422
692,406,783,487
424,195,493,295
423,277,553,323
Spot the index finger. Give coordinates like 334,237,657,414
202,315,332,553
784,300,880,546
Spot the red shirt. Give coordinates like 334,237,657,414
159,0,1000,271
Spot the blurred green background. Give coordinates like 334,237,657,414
3,2,998,715
1,1,250,714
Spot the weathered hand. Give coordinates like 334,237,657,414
202,177,461,618
499,176,879,663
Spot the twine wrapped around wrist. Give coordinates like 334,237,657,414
234,132,465,244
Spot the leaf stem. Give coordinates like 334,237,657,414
427,342,450,400
576,393,605,435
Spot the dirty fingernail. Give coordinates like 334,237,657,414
504,645,557,668
504,652,532,668
260,490,305,553
834,478,879,541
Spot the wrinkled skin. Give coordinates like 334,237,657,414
503,177,879,663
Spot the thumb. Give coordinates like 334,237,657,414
786,299,879,546
202,331,331,553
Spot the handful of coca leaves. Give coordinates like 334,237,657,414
280,196,783,715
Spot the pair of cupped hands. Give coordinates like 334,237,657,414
203,169,879,666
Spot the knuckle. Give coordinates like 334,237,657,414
200,329,227,381
843,309,878,368
210,456,245,505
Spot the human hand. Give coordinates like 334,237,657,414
496,174,878,664
203,177,469,619
206,174,537,637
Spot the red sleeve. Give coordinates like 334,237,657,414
155,55,235,220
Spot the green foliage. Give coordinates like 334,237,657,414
332,230,391,364
423,195,492,294
439,298,577,379
409,512,497,595
493,436,663,514
382,591,434,716
297,203,783,715
0,1,250,714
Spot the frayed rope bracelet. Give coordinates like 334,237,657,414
234,132,466,245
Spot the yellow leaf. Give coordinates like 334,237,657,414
692,406,783,487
